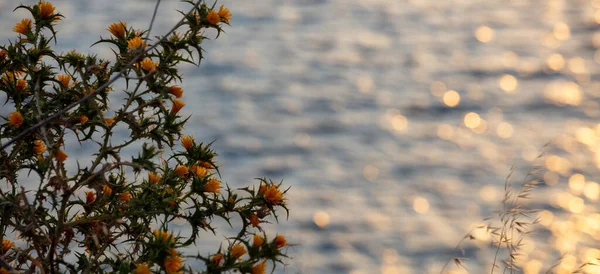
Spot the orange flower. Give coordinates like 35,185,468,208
1,239,13,252
104,117,115,126
103,185,112,196
164,248,182,274
169,85,183,98
153,230,174,244
8,112,24,128
206,10,220,25
230,244,246,259
127,36,146,49
181,136,193,150
252,234,263,248
218,5,232,24
85,191,95,204
79,115,88,124
258,184,267,195
56,74,71,87
135,263,150,274
211,253,223,266
16,79,27,92
191,164,208,177
13,19,32,35
148,172,161,184
38,1,56,19
252,261,266,274
33,140,46,155
56,149,68,162
140,58,157,71
0,268,7,274
175,165,189,177
204,178,221,193
0,50,7,61
274,235,286,249
119,192,132,203
249,213,260,227
171,99,185,114
108,22,126,38
264,185,283,205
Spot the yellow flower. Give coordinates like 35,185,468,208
252,234,263,248
263,185,283,205
16,79,27,92
13,19,32,35
135,264,150,274
206,10,220,25
148,172,161,184
2,239,13,252
56,74,71,87
153,230,173,244
218,5,232,24
104,117,115,126
107,22,126,38
33,140,46,155
119,192,131,202
252,261,266,274
191,164,208,177
56,149,68,162
230,244,246,259
8,112,24,128
127,36,146,49
171,99,185,114
274,235,286,249
140,58,157,71
211,253,223,266
204,178,221,193
103,185,112,196
249,213,260,227
181,136,193,150
79,115,88,124
38,1,56,19
85,191,95,204
169,85,183,98
175,165,189,177
2,72,16,84
164,248,182,274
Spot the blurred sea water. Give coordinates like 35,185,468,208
2,0,600,273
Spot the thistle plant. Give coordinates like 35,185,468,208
0,1,289,273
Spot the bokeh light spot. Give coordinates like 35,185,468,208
313,210,330,228
443,90,460,107
363,165,379,182
464,112,481,129
499,74,518,93
553,22,570,41
413,197,430,214
496,122,513,139
546,53,565,71
584,181,600,201
391,115,408,132
475,26,494,43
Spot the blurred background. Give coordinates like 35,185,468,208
2,0,600,273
